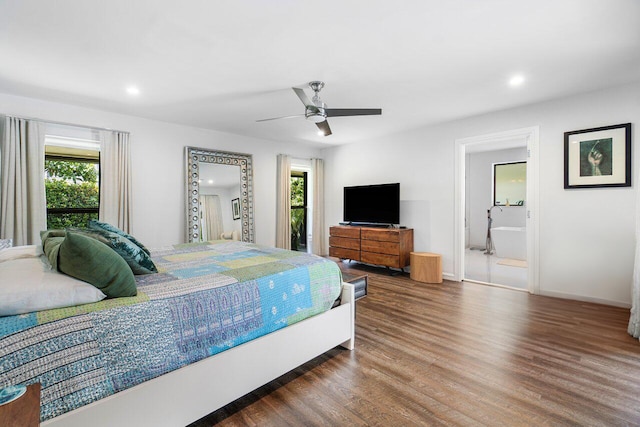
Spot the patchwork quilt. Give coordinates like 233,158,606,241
0,241,342,422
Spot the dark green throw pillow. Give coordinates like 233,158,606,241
69,227,157,275
58,231,137,298
88,220,151,255
41,229,66,269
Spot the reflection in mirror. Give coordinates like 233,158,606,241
186,147,254,243
493,161,526,206
199,163,242,241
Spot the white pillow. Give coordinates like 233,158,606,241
0,255,106,316
0,245,43,263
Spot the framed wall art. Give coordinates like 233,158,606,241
564,123,631,189
231,197,240,220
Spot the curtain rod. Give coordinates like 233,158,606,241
3,114,130,135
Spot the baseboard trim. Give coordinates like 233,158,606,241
538,290,631,309
443,272,455,281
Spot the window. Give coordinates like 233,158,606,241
493,161,526,206
290,171,307,252
44,136,100,229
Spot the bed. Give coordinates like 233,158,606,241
0,236,355,426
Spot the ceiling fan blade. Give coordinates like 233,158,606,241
256,114,305,122
325,108,382,117
292,87,314,107
316,120,332,136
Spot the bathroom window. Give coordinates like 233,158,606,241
493,161,526,206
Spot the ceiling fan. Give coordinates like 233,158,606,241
256,81,382,136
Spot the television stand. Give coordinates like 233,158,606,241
329,225,414,270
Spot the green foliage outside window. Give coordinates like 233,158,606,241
45,159,97,183
45,159,99,229
290,175,306,251
291,176,305,206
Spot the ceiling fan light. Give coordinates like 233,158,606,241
306,113,326,123
305,106,326,123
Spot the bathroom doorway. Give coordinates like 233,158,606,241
454,127,539,294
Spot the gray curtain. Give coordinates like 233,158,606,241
311,158,326,255
99,130,132,233
275,154,291,249
200,195,223,241
0,117,46,245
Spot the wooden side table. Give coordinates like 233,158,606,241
0,383,40,427
410,252,443,283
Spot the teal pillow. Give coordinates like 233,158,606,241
58,231,137,298
69,227,157,275
88,220,151,255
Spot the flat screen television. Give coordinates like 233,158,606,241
343,183,400,225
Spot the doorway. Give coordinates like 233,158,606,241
454,127,539,294
290,159,314,253
290,170,308,252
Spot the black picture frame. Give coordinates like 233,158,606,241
231,198,240,220
564,123,631,189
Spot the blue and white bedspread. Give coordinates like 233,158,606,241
0,241,342,422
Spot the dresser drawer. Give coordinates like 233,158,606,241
361,228,400,242
361,251,400,268
330,226,361,239
329,236,360,250
329,247,360,260
361,239,399,255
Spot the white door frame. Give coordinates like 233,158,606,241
453,126,540,293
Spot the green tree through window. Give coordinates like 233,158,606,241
291,171,307,251
45,157,99,229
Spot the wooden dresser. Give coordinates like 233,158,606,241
329,225,414,270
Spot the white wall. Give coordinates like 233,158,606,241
0,93,321,248
466,147,527,248
323,82,640,307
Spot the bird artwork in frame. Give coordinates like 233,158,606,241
564,123,631,189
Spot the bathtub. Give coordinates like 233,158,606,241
491,226,526,260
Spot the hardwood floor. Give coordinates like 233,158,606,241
189,261,640,426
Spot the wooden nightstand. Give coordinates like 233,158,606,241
342,272,368,300
410,252,443,283
0,383,40,427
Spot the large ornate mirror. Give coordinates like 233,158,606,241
185,147,254,243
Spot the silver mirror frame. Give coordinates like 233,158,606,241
185,147,254,243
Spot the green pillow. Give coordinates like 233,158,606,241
88,220,151,255
41,229,66,269
69,227,157,275
58,231,137,298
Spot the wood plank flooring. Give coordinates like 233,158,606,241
189,261,640,426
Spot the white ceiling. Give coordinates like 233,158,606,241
1,0,638,148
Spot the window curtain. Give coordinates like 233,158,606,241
99,130,132,233
275,154,291,249
200,195,223,241
628,173,640,338
0,117,46,245
311,158,326,255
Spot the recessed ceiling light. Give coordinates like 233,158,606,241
317,131,325,136
208,179,214,184
509,75,525,87
126,86,140,96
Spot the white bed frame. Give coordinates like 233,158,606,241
42,283,355,427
